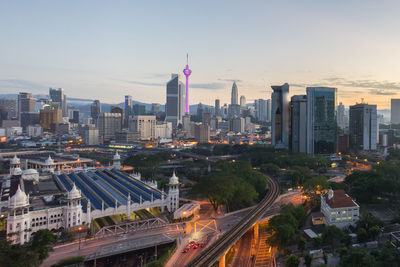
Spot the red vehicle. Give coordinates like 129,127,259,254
181,248,189,253
199,242,206,248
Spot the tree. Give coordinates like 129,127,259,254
340,247,375,267
357,228,369,243
297,237,306,255
368,225,381,241
229,181,258,210
28,229,57,265
280,204,307,227
286,254,300,267
322,226,344,249
304,253,313,267
341,234,352,247
260,163,279,176
267,223,296,251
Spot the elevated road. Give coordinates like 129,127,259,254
186,178,280,267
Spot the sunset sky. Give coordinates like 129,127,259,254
1,0,400,108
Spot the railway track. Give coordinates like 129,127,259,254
185,178,280,267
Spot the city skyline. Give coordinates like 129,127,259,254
1,1,400,108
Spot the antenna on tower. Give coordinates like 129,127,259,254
186,53,188,65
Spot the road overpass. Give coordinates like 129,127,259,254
185,178,280,267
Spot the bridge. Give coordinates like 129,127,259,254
185,178,280,267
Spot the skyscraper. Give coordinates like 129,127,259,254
337,102,346,129
165,74,185,127
49,88,67,117
271,83,290,149
291,95,307,153
349,103,377,151
90,100,101,125
240,95,246,107
0,99,17,119
215,99,220,116
231,82,238,105
391,99,400,125
254,99,270,122
183,54,192,115
306,87,337,154
18,92,36,119
98,113,122,142
124,95,132,126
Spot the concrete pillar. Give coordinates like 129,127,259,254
254,222,259,245
219,250,228,267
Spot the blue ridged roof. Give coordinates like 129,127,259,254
55,169,163,211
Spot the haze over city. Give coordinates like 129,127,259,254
1,1,400,107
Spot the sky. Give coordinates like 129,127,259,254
1,0,400,108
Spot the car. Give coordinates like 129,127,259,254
181,248,189,253
199,242,206,248
192,244,199,249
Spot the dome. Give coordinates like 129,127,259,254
45,155,54,165
9,185,29,208
10,155,20,165
169,171,179,185
67,183,81,199
11,167,22,176
22,169,39,182
113,151,120,160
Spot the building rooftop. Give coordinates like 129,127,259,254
324,189,358,209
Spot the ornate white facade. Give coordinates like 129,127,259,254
167,171,179,212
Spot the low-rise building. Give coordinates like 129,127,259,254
321,189,359,229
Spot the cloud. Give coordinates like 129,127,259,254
323,77,400,91
191,83,225,90
290,83,306,88
126,80,164,87
217,79,243,83
370,89,397,96
0,79,44,91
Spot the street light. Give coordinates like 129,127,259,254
78,226,82,256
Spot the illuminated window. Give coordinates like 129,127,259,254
336,218,341,221
342,211,346,214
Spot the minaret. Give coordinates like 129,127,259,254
183,54,192,114
167,170,180,212
113,151,121,170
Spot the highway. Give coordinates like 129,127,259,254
185,178,280,267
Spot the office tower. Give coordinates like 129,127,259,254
68,110,80,124
197,103,204,121
266,99,271,121
231,82,238,105
337,102,346,129
151,103,161,114
290,95,307,153
20,112,40,130
194,124,210,143
18,93,36,119
271,83,290,149
254,99,270,122
202,112,212,125
391,99,400,124
111,106,124,127
128,115,156,140
49,88,67,117
133,104,146,115
90,100,101,125
39,108,62,133
124,95,132,126
27,125,43,137
215,99,220,116
230,117,245,133
0,99,17,119
165,74,185,127
98,113,122,142
240,96,246,108
82,125,99,145
306,87,337,154
155,122,173,139
183,54,192,114
0,107,8,127
349,103,377,151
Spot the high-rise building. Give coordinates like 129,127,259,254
306,87,337,154
39,108,62,133
215,99,220,116
165,74,185,127
337,102,346,129
97,113,122,142
18,93,36,119
0,99,17,119
124,95,132,126
271,83,290,149
111,106,124,126
0,107,8,127
49,88,67,117
230,117,245,133
240,95,246,108
90,100,101,125
231,82,238,105
349,103,377,151
194,124,210,143
202,112,212,125
183,54,192,115
290,95,307,153
391,99,400,125
128,115,156,140
151,103,161,114
254,99,270,122
20,112,40,130
133,104,146,115
82,125,99,145
68,110,80,124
